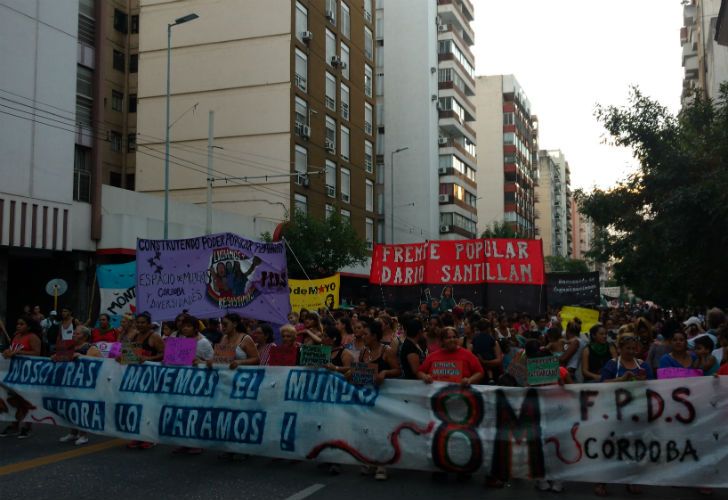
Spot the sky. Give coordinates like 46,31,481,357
472,0,685,190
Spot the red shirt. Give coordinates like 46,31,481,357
420,347,484,381
91,327,118,343
718,363,728,376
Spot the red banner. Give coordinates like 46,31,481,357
369,238,545,286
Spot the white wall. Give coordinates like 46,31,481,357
381,0,440,244
474,75,504,234
0,0,78,205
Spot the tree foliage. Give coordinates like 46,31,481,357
578,85,728,306
480,221,522,238
262,210,368,279
545,255,590,274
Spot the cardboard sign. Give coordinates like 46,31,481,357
163,337,197,366
506,355,528,386
299,344,331,367
430,360,463,383
96,341,122,359
289,274,340,312
350,362,378,386
212,344,236,365
268,345,298,366
527,355,560,386
119,342,142,365
657,367,703,379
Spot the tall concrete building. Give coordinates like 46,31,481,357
534,150,571,257
570,198,594,262
376,0,477,244
136,0,376,246
473,75,538,238
681,0,728,104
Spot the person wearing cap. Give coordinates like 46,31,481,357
687,308,722,350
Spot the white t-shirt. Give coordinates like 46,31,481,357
196,335,214,361
712,347,724,365
59,322,74,342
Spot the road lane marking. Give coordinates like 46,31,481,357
0,438,125,476
283,483,326,500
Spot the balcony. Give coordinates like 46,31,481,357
437,24,475,64
437,52,475,85
439,110,476,143
439,139,477,165
438,0,475,42
438,165,476,187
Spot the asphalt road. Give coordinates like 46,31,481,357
0,425,720,500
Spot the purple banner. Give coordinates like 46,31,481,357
136,233,290,323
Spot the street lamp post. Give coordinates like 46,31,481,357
390,146,409,244
164,13,199,240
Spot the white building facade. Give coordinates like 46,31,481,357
377,0,477,244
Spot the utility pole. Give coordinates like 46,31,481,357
206,110,214,235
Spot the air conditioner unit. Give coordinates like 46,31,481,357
438,194,450,203
438,24,448,32
325,139,335,152
438,167,448,174
340,61,348,71
440,225,451,233
301,31,313,42
432,94,439,101
295,173,308,186
438,137,448,145
436,101,443,111
326,185,335,197
341,103,349,120
325,9,335,21
302,125,311,138
331,56,341,67
341,193,350,203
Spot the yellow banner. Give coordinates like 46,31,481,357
560,306,600,335
289,274,340,313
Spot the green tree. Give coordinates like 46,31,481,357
545,255,590,273
480,221,521,238
578,85,728,306
262,210,368,279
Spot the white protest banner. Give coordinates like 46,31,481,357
1,357,727,487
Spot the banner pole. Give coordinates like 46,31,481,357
87,270,98,324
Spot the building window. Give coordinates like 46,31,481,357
366,180,374,212
340,83,349,120
325,72,336,111
325,0,337,25
376,72,383,96
131,15,139,34
73,146,91,202
127,133,136,152
111,90,123,112
503,132,515,145
375,10,383,38
340,208,351,221
76,97,92,127
325,116,336,153
325,204,334,219
113,9,128,34
364,64,373,97
113,50,125,71
503,112,515,125
295,2,308,41
295,193,308,214
364,0,372,23
340,125,350,160
376,45,383,66
295,49,307,91
364,103,373,135
109,172,122,187
295,96,308,127
326,29,336,65
110,131,122,152
341,3,350,38
364,140,373,173
325,160,336,197
76,65,93,98
340,167,350,203
129,54,138,73
128,94,137,113
295,145,307,184
365,217,374,249
376,102,384,126
364,27,373,60
340,43,350,79
78,11,95,46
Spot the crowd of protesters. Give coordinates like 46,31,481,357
1,293,727,495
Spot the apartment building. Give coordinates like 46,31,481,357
681,0,728,104
375,0,477,244
135,0,376,246
534,150,571,257
473,75,538,238
570,198,594,262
